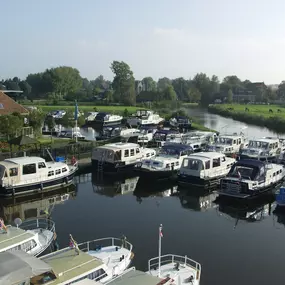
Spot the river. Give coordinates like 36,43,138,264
1,108,285,285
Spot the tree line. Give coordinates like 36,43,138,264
0,61,283,107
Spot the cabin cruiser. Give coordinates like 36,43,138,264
149,129,180,147
137,126,157,145
94,112,123,126
219,159,285,199
0,156,77,196
98,126,140,140
91,142,156,173
86,112,99,122
49,110,66,119
135,143,193,180
169,116,192,130
0,217,55,256
127,110,164,127
178,152,235,188
207,134,247,156
239,137,283,161
0,236,133,284
59,127,85,139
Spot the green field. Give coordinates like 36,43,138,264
211,104,285,118
24,105,143,114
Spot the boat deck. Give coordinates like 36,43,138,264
41,248,103,284
0,227,34,251
149,262,199,284
88,245,131,273
29,228,54,255
106,269,162,285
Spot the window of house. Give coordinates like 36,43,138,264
124,150,129,157
213,158,220,168
38,162,46,169
48,171,54,177
130,149,135,156
55,169,61,175
62,167,67,173
23,164,36,175
9,168,18,177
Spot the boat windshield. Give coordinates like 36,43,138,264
230,166,257,180
218,138,233,145
248,141,268,149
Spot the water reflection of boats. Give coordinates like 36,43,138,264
92,174,139,197
0,184,76,224
179,189,218,211
216,195,275,225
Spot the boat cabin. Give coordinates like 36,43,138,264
151,129,180,146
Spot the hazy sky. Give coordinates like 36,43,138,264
2,0,285,84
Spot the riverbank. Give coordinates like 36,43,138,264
208,104,285,133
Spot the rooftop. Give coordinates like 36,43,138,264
189,152,225,160
41,248,103,284
249,138,279,143
98,142,140,150
0,91,28,115
0,226,34,251
4,156,46,165
106,268,162,285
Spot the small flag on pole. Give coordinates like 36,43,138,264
74,100,78,121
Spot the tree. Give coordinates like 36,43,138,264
0,114,24,139
192,73,212,107
227,89,233,103
222,75,243,93
19,81,32,95
105,90,114,103
157,77,172,92
111,61,136,105
187,87,201,102
47,66,82,97
172,77,189,100
28,110,45,136
163,85,177,101
141,77,157,92
58,110,75,128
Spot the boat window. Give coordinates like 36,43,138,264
9,167,18,177
23,163,36,175
273,172,276,177
130,149,135,156
38,162,46,169
221,156,226,162
233,140,236,144
176,161,179,166
124,150,129,157
187,159,200,170
8,239,37,252
48,171,54,177
136,148,140,154
146,153,150,157
55,169,61,175
115,150,121,160
269,144,273,149
213,158,220,168
238,138,241,144
4,170,7,178
205,160,210,169
62,167,67,173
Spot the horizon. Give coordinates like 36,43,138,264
1,0,285,85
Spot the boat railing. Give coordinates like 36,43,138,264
77,237,133,255
19,217,56,233
104,267,136,284
148,254,201,280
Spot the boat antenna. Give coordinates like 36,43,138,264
158,224,163,278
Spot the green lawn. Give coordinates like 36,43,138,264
211,104,285,118
23,105,144,114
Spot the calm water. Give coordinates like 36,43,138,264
1,109,285,285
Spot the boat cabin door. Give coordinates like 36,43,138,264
8,166,20,185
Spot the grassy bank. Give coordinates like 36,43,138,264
23,104,143,114
208,104,285,133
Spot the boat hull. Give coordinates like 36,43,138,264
0,170,76,197
134,167,177,181
178,174,224,188
91,159,137,174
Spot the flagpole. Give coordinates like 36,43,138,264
158,224,162,278
75,100,78,143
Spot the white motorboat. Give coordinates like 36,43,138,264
239,137,284,161
135,143,193,180
95,112,123,126
86,112,99,122
91,142,156,173
178,152,236,188
0,156,77,196
0,217,55,256
137,126,158,144
127,110,164,127
0,236,134,284
219,159,285,198
207,133,248,156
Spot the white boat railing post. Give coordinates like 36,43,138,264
36,219,39,228
87,241,89,252
158,224,162,278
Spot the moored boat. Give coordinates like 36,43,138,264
0,156,77,196
0,217,55,256
94,112,123,126
91,142,156,174
127,110,164,127
178,152,235,188
0,236,134,284
219,159,285,199
134,143,193,180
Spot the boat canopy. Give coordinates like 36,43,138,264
162,143,193,155
0,250,52,284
